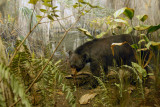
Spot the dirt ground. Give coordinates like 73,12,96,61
54,68,160,107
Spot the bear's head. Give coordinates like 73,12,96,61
69,51,87,76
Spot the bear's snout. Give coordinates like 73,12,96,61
71,68,77,77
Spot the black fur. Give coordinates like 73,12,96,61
69,34,147,77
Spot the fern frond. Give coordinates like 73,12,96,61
19,6,38,28
62,84,76,107
0,64,31,106
10,39,32,85
31,58,76,106
0,88,6,107
122,64,144,99
94,76,107,91
0,37,8,65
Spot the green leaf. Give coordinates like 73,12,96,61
4,69,9,79
18,85,24,98
147,24,160,34
58,74,62,84
54,60,61,66
138,39,145,45
148,73,154,76
141,34,149,42
146,41,160,49
114,7,134,19
131,44,138,49
88,4,100,8
134,25,151,31
79,1,100,8
146,42,152,49
47,15,54,20
62,84,66,92
28,0,39,4
124,27,133,34
78,0,84,2
136,15,148,22
40,9,47,12
36,15,42,19
81,12,84,15
66,91,71,100
85,10,90,13
53,10,59,12
114,7,126,18
77,28,94,39
44,0,52,2
55,72,58,80
54,14,59,17
123,7,134,20
0,64,31,107
115,83,120,88
52,6,58,9
114,19,128,25
131,62,147,78
96,32,107,38
150,41,160,46
73,3,79,8
42,2,52,7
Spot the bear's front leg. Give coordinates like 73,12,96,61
90,61,101,77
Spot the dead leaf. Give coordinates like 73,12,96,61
79,93,97,104
108,71,117,76
128,85,136,94
149,75,155,81
65,72,92,79
154,104,160,107
145,87,150,95
57,91,64,96
144,50,153,68
111,41,128,56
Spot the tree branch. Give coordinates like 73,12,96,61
8,17,43,67
9,15,81,107
9,4,91,106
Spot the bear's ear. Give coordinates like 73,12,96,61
68,51,73,56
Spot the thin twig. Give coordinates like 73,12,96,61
29,5,36,32
8,17,43,66
56,16,66,32
0,78,2,83
9,15,81,107
9,4,91,106
39,15,73,24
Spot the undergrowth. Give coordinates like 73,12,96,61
0,1,160,106
0,38,76,106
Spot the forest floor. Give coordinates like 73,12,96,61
54,66,160,107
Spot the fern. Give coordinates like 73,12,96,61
33,59,76,106
0,37,8,65
19,6,37,28
0,88,6,107
94,76,107,91
10,40,32,85
93,76,112,106
0,64,31,107
62,84,76,107
49,60,76,107
122,63,145,99
52,60,76,107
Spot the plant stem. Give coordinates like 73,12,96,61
9,5,90,106
29,5,36,32
9,15,81,107
8,18,43,67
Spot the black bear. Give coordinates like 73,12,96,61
69,34,148,77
